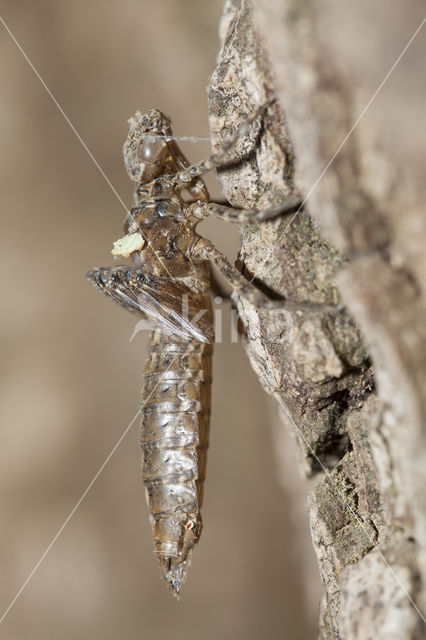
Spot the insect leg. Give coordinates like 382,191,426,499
166,138,210,202
193,239,339,314
188,194,302,224
172,100,274,188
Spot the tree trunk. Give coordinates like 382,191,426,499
208,1,426,637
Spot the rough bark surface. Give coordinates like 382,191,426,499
208,1,426,638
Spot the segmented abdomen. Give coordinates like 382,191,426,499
140,327,213,593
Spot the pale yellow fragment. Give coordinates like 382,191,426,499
111,232,145,257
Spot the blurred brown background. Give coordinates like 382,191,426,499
0,2,319,639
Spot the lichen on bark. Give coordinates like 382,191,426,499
208,1,426,638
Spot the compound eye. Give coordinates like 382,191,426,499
137,138,166,164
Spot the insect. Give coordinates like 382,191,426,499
87,101,323,594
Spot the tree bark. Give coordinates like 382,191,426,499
208,1,426,638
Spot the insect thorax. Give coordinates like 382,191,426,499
124,197,206,284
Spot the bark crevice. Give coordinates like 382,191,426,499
208,1,426,638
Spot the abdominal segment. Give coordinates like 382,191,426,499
140,328,213,594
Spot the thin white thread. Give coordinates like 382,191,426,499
143,134,210,143
250,16,426,286
0,15,177,282
0,16,129,213
0,355,177,625
3,6,423,625
0,411,139,624
274,393,426,624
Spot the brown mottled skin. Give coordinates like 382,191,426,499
87,105,318,594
